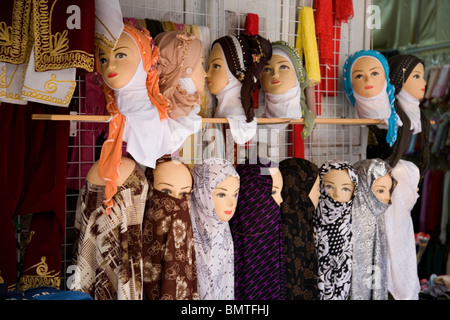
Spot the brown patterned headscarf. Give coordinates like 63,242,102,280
155,31,203,119
279,158,319,300
142,156,198,300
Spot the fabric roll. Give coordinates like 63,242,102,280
350,159,394,300
142,162,198,300
72,164,148,300
279,158,320,300
314,160,358,300
229,158,287,300
190,158,239,300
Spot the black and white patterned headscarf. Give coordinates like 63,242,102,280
314,160,358,300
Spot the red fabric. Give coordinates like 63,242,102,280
0,102,69,290
33,0,95,72
425,170,445,240
245,13,260,109
314,0,334,67
335,0,354,23
289,125,305,159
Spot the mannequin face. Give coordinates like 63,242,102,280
351,57,386,98
212,175,239,222
98,32,141,89
402,63,427,100
371,174,393,204
322,169,356,203
308,176,320,209
269,167,283,206
153,160,193,199
191,57,207,94
261,54,297,95
206,44,229,95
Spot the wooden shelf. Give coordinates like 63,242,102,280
31,114,389,126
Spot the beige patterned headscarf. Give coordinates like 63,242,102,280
155,31,203,119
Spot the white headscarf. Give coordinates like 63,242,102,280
190,158,239,300
212,44,257,145
264,48,302,120
107,32,175,168
396,89,422,135
385,160,421,300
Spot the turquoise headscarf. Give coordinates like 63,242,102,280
343,50,399,147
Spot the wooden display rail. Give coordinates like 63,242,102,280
31,114,390,126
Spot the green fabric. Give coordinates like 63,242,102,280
373,0,450,51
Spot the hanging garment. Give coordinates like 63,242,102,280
190,158,239,300
314,160,358,300
142,164,198,300
279,158,320,300
385,160,421,300
72,164,148,300
439,171,450,245
229,159,287,300
0,102,69,291
350,159,393,300
94,0,124,52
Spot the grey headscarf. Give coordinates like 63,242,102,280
190,158,240,300
350,158,396,300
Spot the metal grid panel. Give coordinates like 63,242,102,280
60,0,368,287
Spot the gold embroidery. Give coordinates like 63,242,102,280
0,0,32,65
20,256,61,291
22,75,76,106
33,0,94,72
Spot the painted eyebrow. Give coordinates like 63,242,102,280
114,46,129,51
352,66,381,74
276,60,290,64
210,58,223,63
181,186,192,190
157,182,174,187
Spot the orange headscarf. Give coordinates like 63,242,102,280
96,22,169,214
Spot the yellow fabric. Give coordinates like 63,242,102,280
162,21,177,31
295,7,321,85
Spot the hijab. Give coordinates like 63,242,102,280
263,41,315,138
314,160,358,300
343,50,399,147
190,158,239,300
350,158,395,300
279,158,319,300
96,22,171,214
384,160,421,300
142,156,198,300
229,158,287,300
389,54,431,177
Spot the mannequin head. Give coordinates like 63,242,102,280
191,56,207,93
99,31,141,89
208,33,272,122
322,169,356,203
371,173,393,204
212,175,240,222
153,159,193,199
269,167,283,206
206,44,229,95
261,53,297,95
308,176,320,209
350,57,386,98
388,54,427,99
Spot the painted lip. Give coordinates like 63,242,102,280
365,85,374,90
207,80,212,85
108,72,118,78
271,80,281,85
224,210,233,215
421,88,426,91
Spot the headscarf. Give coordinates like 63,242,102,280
343,50,399,147
350,158,396,300
155,31,203,119
263,41,315,139
384,160,421,300
314,160,358,300
96,22,169,215
142,156,198,300
190,158,239,300
229,158,287,300
212,33,272,123
388,54,431,177
279,158,319,300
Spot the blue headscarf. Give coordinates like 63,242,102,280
343,50,399,147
